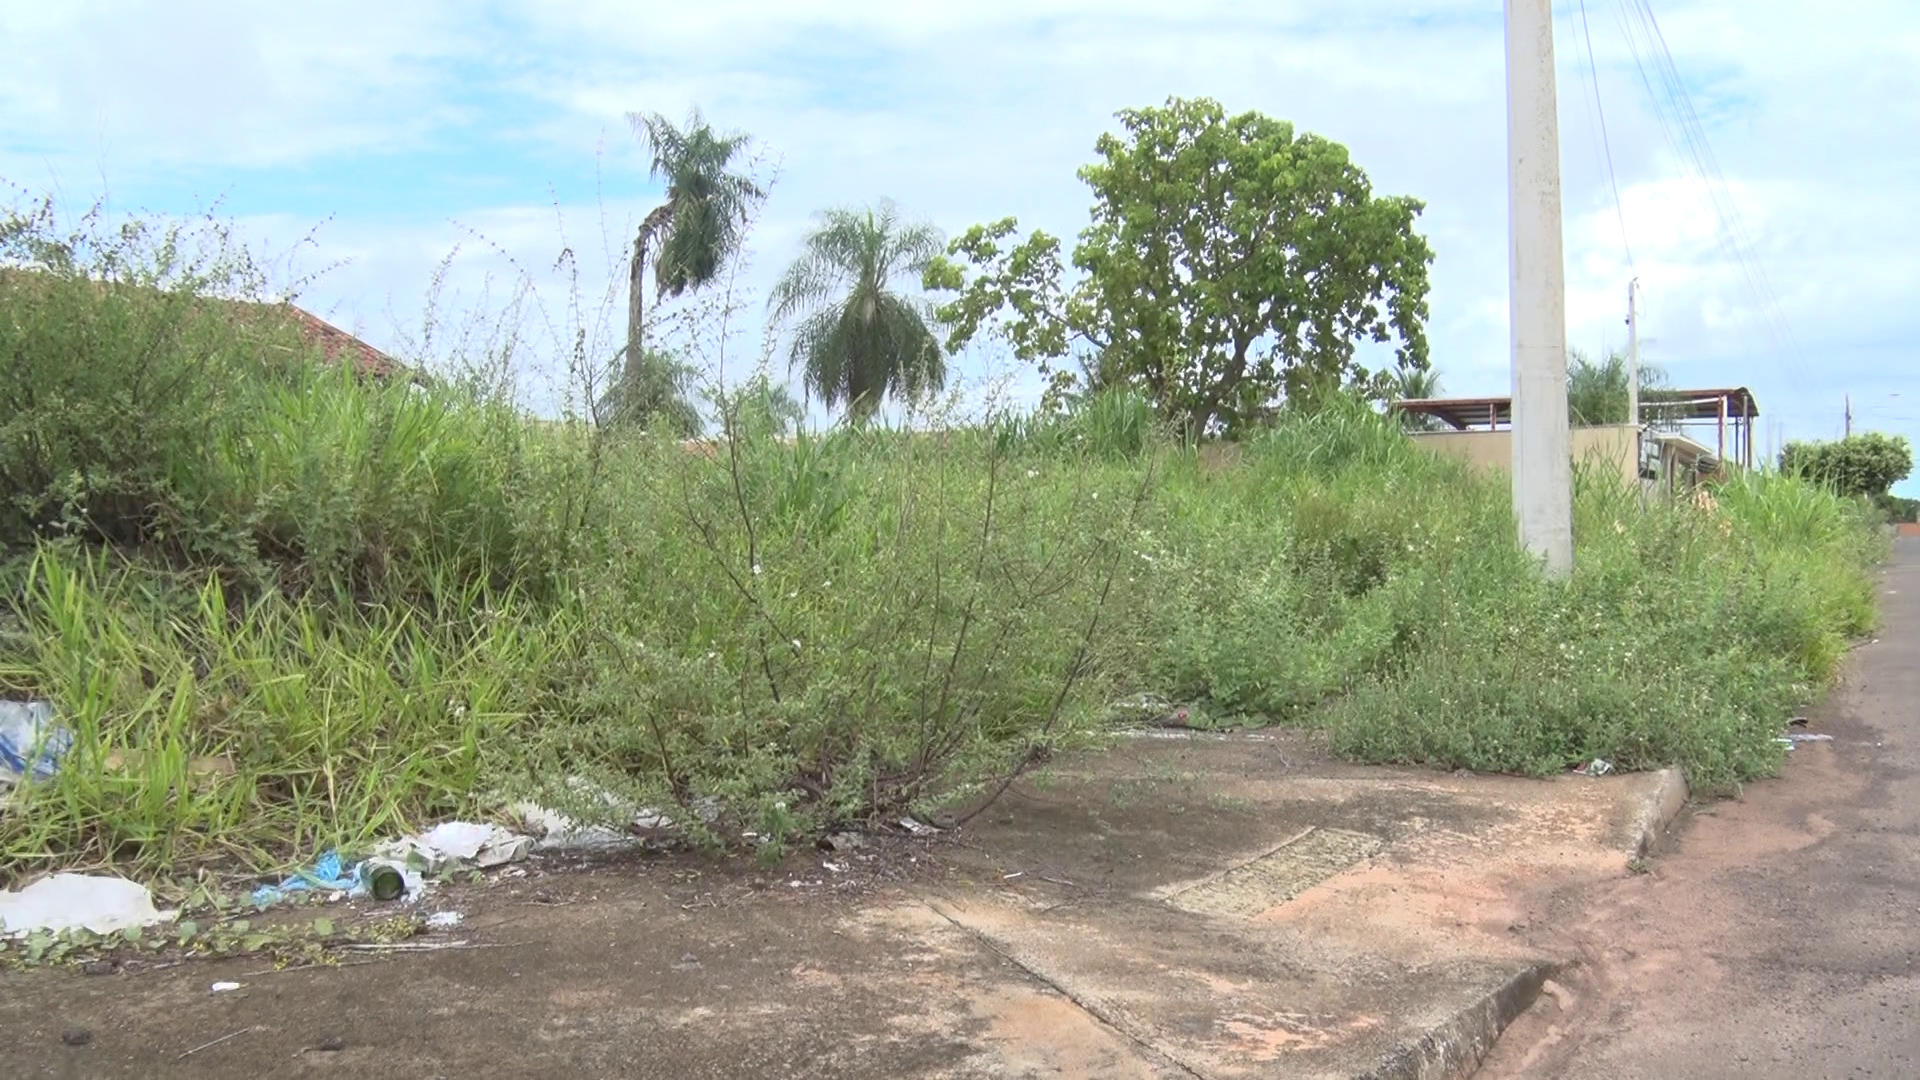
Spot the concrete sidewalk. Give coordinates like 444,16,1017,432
1474,537,1920,1077
0,731,1683,1079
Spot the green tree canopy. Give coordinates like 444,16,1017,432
1781,432,1913,498
623,108,763,416
926,97,1434,437
769,200,947,422
1565,347,1669,427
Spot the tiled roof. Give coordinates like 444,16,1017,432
0,268,420,384
276,304,408,381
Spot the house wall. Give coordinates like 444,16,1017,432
1409,424,1640,485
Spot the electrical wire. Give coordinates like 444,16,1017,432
1577,0,1635,271
1610,0,1816,397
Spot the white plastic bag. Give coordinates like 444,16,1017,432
0,873,176,936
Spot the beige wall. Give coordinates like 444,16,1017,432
1410,424,1640,485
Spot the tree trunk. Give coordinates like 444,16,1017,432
622,203,675,420
623,226,650,418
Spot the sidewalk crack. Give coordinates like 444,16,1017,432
920,896,1210,1079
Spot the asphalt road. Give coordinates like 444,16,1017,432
1479,536,1920,1079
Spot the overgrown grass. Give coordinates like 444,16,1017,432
0,203,1888,880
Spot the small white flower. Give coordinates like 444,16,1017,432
752,563,763,576
1026,468,1040,479
791,639,803,652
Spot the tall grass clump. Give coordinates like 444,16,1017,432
522,421,1145,844
1307,453,1882,790
0,194,1141,876
0,547,575,874
1124,397,1523,722
1096,397,1881,792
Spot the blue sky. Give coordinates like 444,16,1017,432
3,0,1915,491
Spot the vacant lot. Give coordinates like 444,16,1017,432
0,216,1885,885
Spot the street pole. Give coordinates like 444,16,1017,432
1626,278,1641,485
1506,0,1574,576
1625,279,1640,429
1845,394,1853,437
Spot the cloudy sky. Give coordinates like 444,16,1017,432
2,1,1914,489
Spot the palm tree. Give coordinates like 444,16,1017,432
768,200,947,422
709,372,807,438
1386,364,1447,432
1566,347,1669,427
596,347,704,437
623,108,764,416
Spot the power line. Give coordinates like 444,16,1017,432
1577,0,1635,270
1610,0,1815,396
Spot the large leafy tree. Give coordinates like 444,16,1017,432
622,108,763,419
1781,433,1913,498
926,97,1434,436
769,200,947,422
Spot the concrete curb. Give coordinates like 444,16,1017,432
1357,963,1556,1080
1352,768,1688,1080
1627,767,1691,858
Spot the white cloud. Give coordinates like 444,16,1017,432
0,1,472,172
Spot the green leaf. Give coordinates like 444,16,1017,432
310,917,334,938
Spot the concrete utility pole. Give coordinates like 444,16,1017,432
1845,394,1853,437
1506,0,1575,576
1625,279,1640,429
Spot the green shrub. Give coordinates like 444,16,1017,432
1314,465,1882,789
1780,432,1913,498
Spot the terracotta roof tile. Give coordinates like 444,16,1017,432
278,305,407,381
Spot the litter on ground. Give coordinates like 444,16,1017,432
0,873,177,937
253,820,534,909
376,822,531,872
0,700,68,787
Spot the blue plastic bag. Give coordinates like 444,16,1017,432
251,851,358,908
0,701,69,783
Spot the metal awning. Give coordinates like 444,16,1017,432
1651,431,1720,468
1389,387,1759,431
